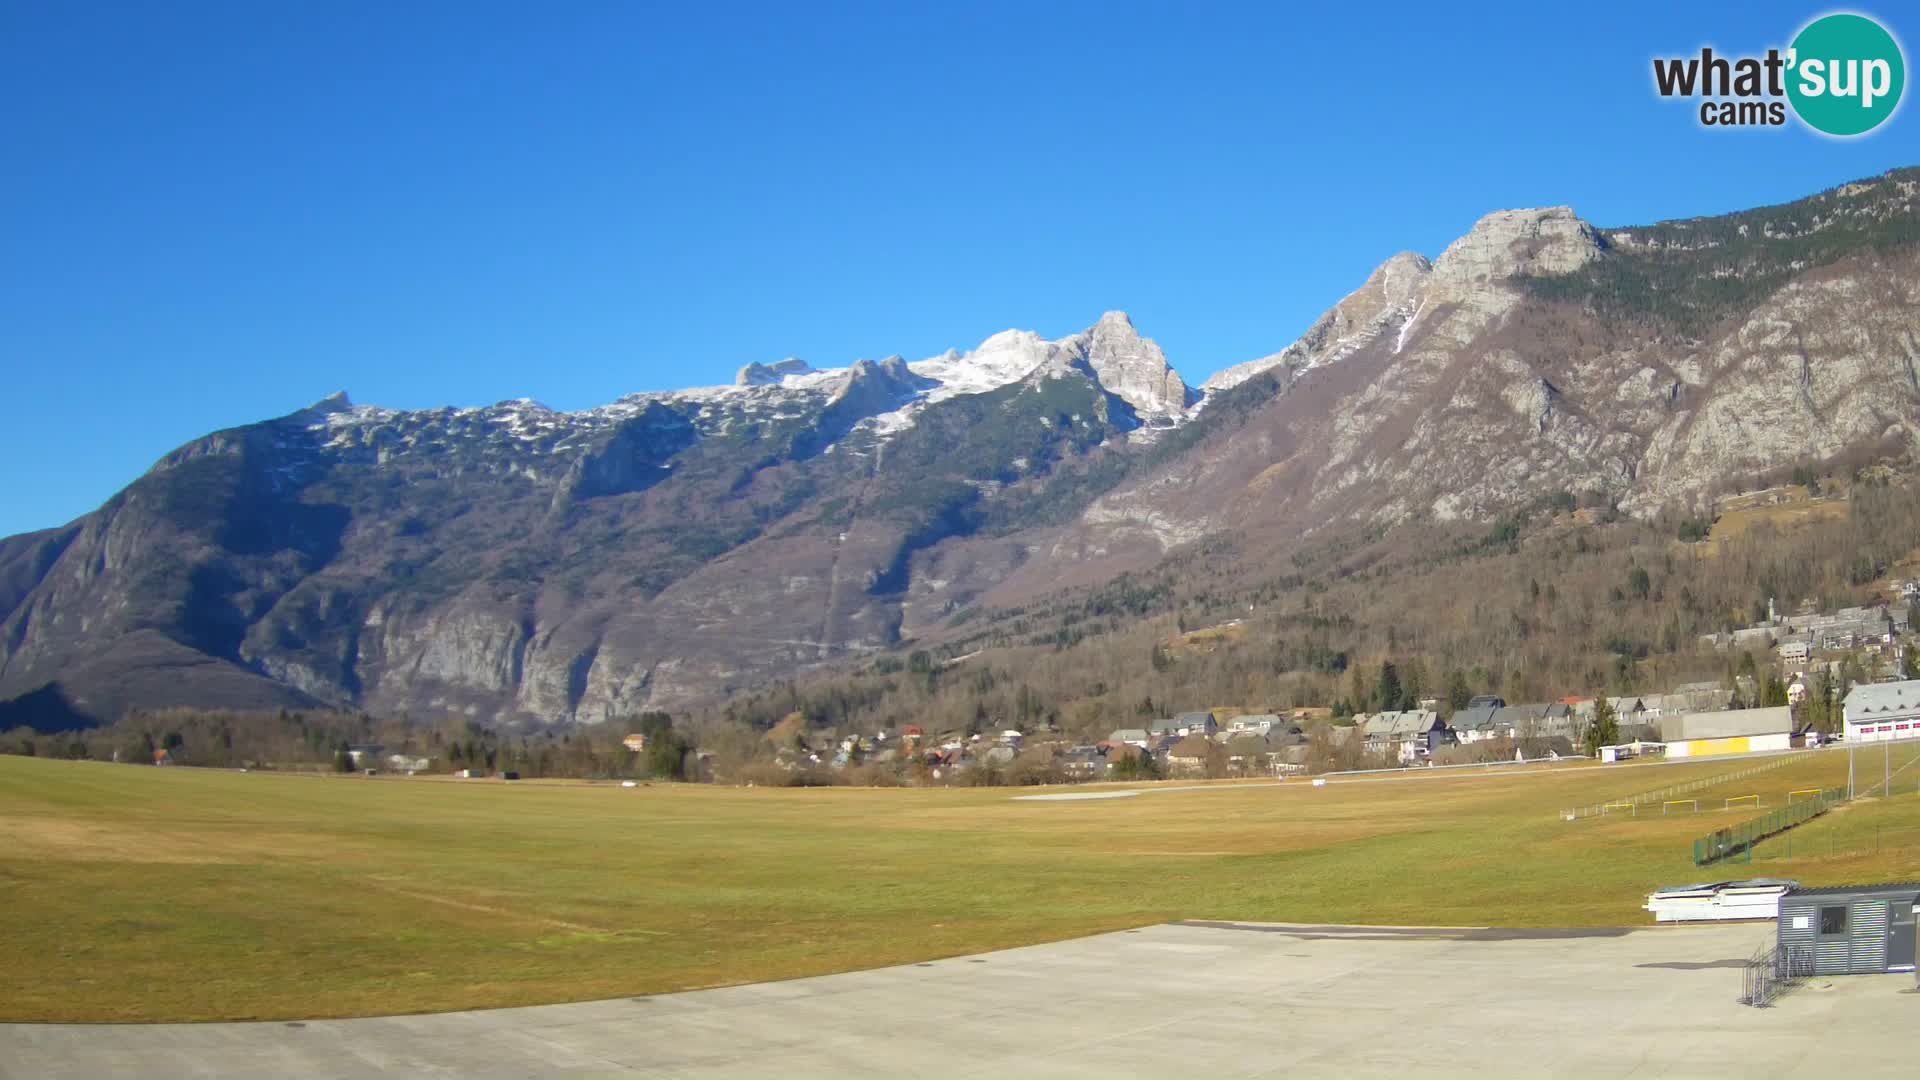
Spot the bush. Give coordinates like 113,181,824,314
734,762,811,787
839,763,904,787
953,761,1004,787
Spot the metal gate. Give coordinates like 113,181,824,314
1742,944,1815,1006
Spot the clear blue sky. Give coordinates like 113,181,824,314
2,1,1915,538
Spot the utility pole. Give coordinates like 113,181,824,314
1843,679,1855,800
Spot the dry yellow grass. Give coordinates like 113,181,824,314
3,748,1916,1022
1684,490,1850,559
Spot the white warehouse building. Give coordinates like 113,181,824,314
1660,706,1794,758
1843,680,1920,743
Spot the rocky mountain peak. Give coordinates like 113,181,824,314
1430,206,1601,296
833,355,932,405
1069,311,1192,419
735,357,816,387
1372,252,1433,307
282,390,357,427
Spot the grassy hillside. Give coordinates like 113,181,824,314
5,749,1920,1022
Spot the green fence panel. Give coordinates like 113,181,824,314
1691,788,1843,865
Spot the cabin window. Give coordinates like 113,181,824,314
1820,906,1847,935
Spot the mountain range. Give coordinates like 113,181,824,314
4,167,1918,730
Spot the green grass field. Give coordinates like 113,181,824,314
5,748,1920,1022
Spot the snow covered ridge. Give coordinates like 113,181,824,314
295,201,1607,457
294,207,1617,455
299,312,1208,454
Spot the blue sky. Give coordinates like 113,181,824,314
2,1,1915,538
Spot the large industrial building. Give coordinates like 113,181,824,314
1843,679,1920,743
1659,706,1793,758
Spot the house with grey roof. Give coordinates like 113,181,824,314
1393,709,1446,763
1165,734,1218,776
1533,703,1581,740
1224,733,1280,776
1490,706,1535,741
1359,712,1397,749
1108,728,1150,748
1152,712,1217,738
1360,709,1445,763
1448,704,1501,743
1274,743,1311,773
1060,746,1104,777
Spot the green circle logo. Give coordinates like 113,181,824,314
1787,13,1905,136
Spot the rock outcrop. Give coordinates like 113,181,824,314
1067,312,1192,421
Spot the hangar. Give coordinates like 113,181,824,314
1660,705,1793,758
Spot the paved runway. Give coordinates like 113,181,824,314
4,921,1912,1078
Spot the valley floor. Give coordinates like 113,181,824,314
3,749,1920,1022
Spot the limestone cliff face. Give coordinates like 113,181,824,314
1427,207,1602,298
1633,257,1920,510
1075,177,1919,557
1066,312,1193,421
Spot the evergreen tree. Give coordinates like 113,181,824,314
1375,662,1403,713
634,711,675,741
1445,671,1473,712
1761,673,1789,708
645,730,693,780
1402,657,1430,708
1584,696,1619,757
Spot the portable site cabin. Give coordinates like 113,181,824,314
1776,883,1920,975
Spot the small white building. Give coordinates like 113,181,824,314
1843,680,1920,743
1777,640,1810,664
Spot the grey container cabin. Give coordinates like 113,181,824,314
1776,883,1920,976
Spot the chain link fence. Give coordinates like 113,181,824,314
1693,788,1844,865
1562,755,1799,821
